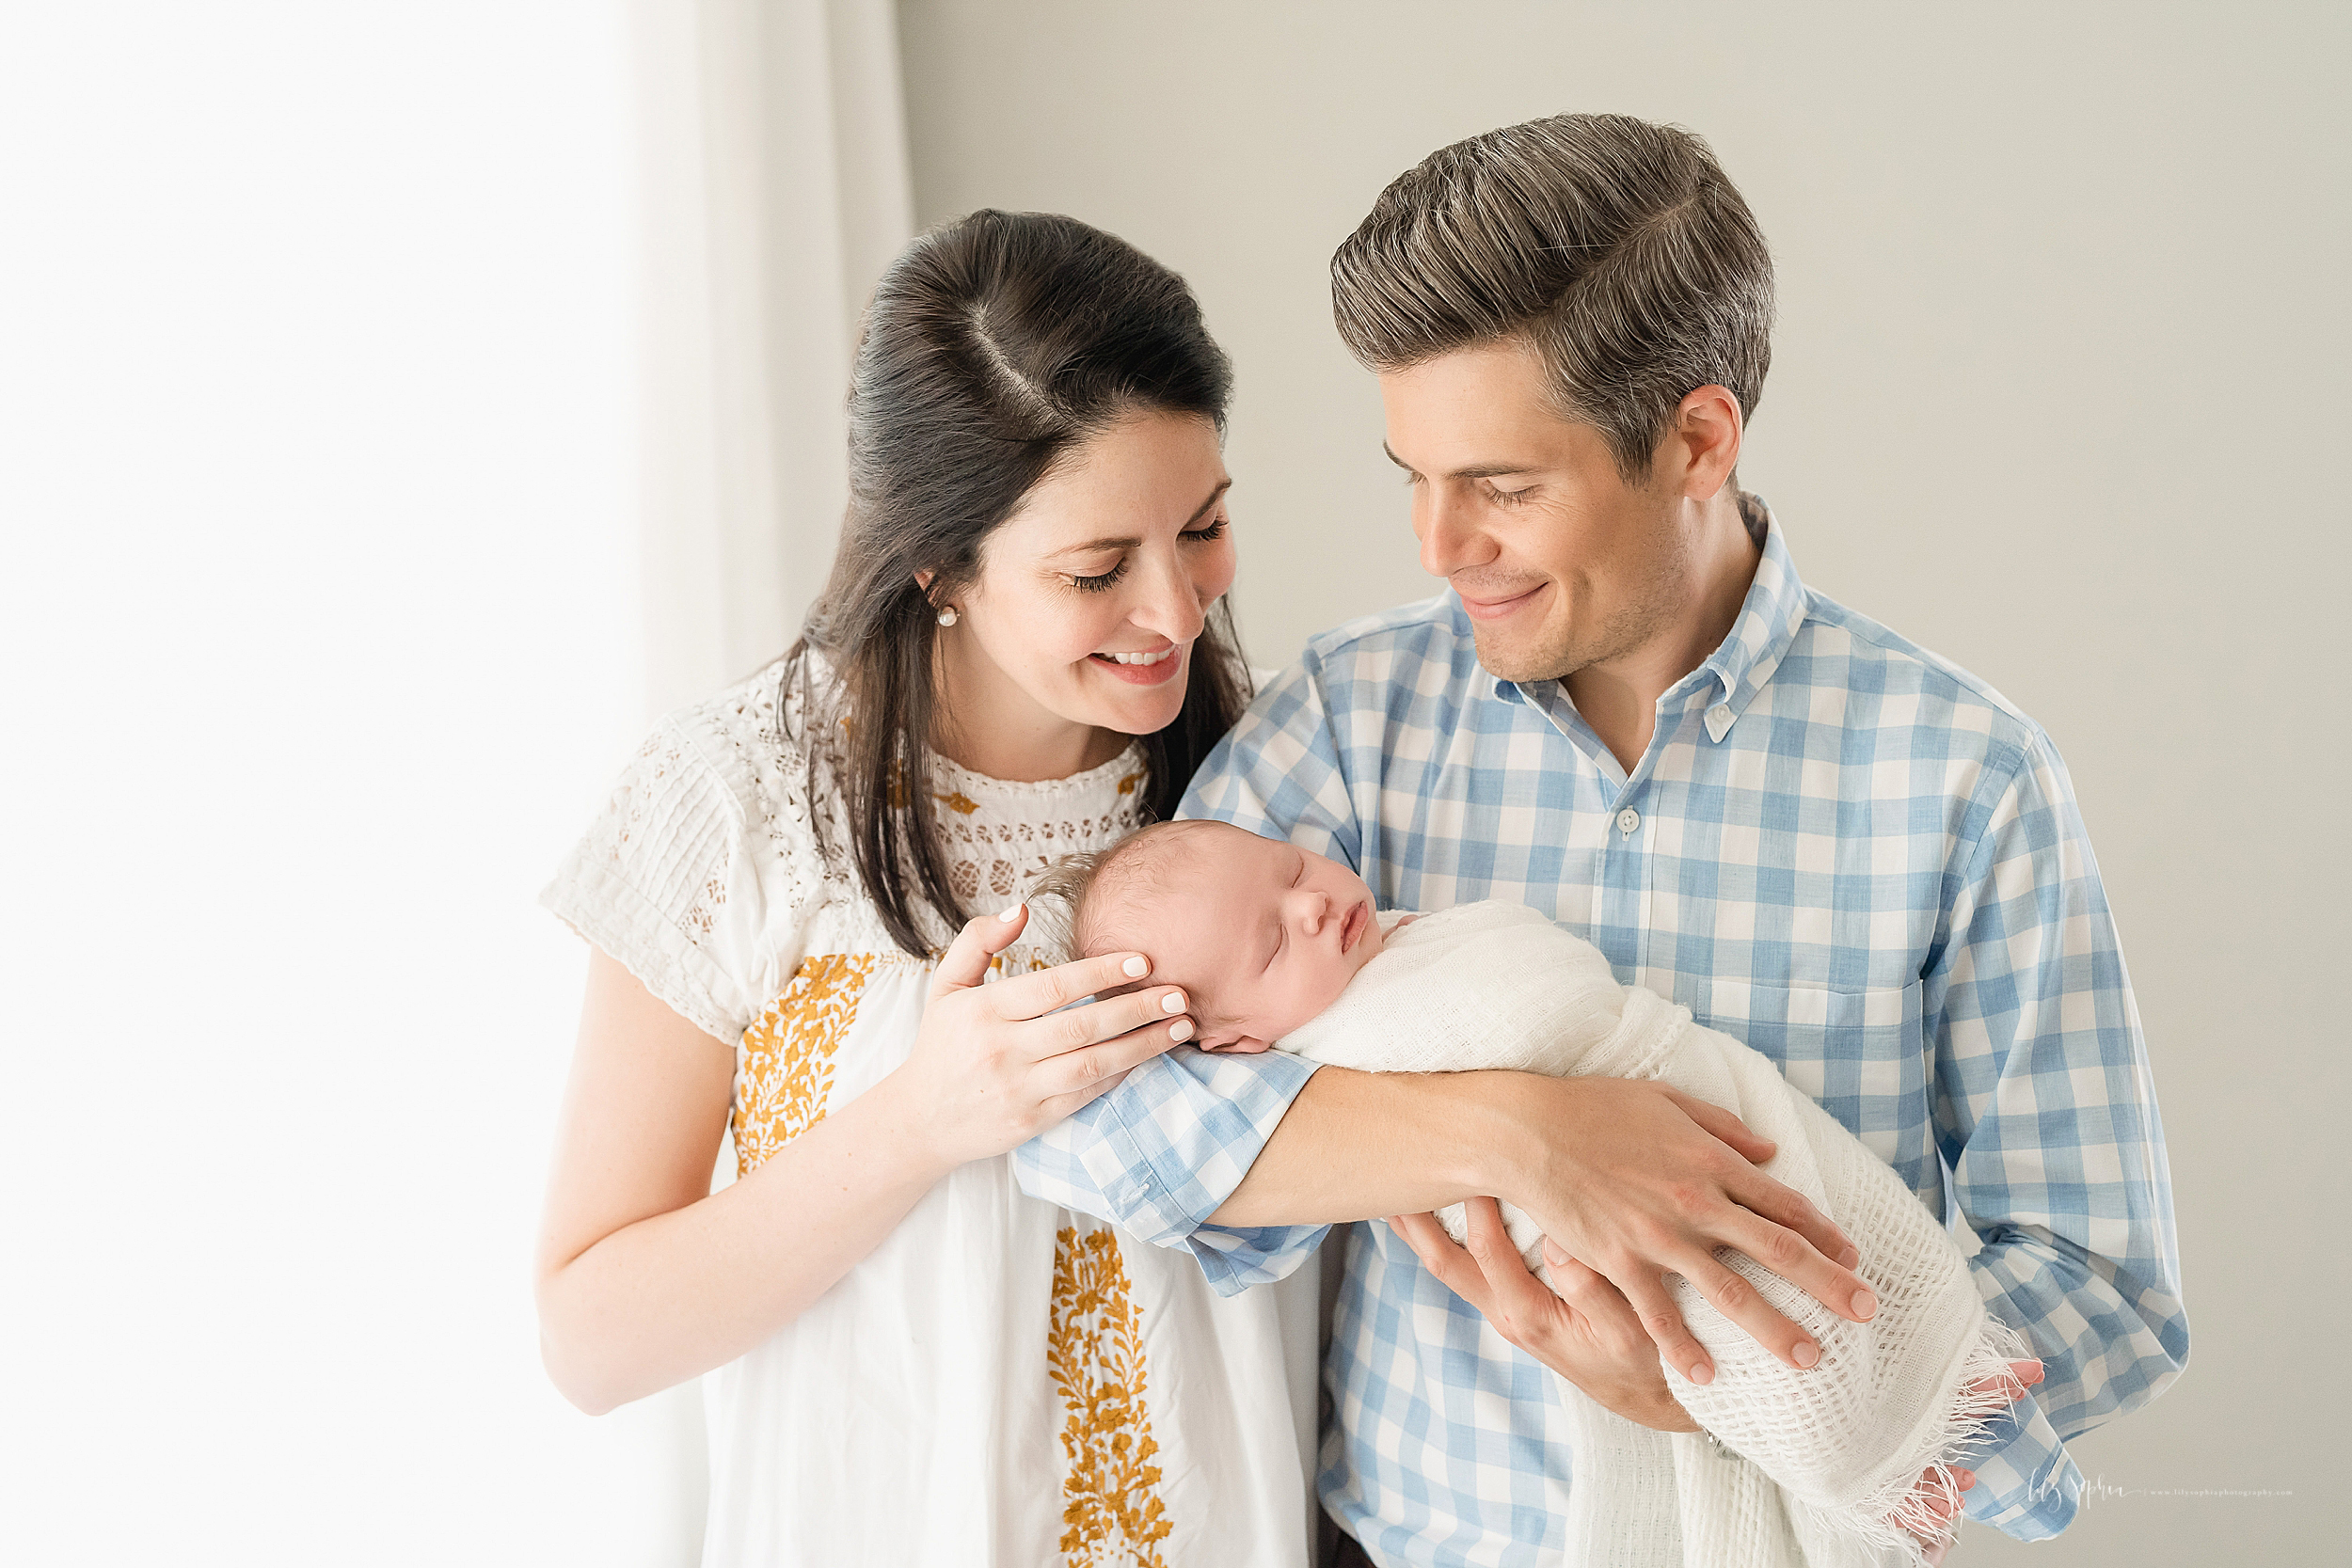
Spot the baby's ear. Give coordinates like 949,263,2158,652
1200,1032,1273,1054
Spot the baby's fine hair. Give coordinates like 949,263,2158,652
1031,818,1233,960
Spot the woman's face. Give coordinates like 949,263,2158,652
944,408,1237,751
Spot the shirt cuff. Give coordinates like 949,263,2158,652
1960,1390,2083,1539
1014,1046,1327,1293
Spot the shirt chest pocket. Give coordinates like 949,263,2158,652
1686,977,1933,1197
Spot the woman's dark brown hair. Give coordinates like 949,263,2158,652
787,209,1251,958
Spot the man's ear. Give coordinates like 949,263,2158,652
1663,384,1743,501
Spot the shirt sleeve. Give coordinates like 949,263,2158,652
1015,1044,1326,1291
538,711,816,1044
1926,730,2189,1539
1013,656,1363,1292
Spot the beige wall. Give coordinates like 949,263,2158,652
898,2,2346,1560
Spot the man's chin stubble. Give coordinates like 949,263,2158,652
1471,627,1581,686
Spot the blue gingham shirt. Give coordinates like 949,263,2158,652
1018,501,2185,1561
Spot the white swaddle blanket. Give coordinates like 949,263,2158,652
1279,903,2027,1568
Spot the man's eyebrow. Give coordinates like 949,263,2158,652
1053,481,1231,555
1381,441,1538,482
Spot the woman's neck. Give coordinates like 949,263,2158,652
931,713,1128,784
930,646,1129,784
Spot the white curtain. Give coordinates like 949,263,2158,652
616,3,914,1554
630,0,914,723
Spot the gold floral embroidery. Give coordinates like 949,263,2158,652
1116,770,1144,797
732,954,877,1176
1049,1226,1172,1567
934,788,980,816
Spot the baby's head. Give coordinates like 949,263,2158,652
1041,820,1387,1053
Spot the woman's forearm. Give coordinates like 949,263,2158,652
536,1069,952,1415
1208,1067,1540,1227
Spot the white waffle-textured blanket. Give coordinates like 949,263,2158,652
1279,903,2026,1568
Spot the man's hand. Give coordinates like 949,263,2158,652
1208,1068,1873,1375
1905,1465,1973,1565
1497,1076,1875,1380
1901,1359,2043,1563
1398,1202,2047,1563
1387,1199,1697,1432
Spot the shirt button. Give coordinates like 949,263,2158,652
1616,808,1641,834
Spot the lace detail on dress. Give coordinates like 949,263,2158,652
691,657,844,911
925,747,1149,933
786,655,1152,960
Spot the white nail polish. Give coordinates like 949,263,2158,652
1161,991,1185,1014
1168,1019,1194,1041
997,904,1023,923
1122,956,1149,977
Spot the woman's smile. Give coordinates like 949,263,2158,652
1089,640,1184,685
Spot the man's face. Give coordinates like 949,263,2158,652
1378,339,1693,685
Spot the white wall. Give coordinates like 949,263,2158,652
897,2,2348,1560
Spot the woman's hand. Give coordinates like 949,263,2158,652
895,902,1195,1165
1387,1199,1699,1433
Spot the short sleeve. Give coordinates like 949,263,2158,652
540,694,819,1045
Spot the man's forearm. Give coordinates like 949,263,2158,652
1208,1066,1526,1226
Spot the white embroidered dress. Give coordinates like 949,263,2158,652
542,657,1320,1568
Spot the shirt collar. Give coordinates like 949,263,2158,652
1698,492,1807,727
1484,492,1810,736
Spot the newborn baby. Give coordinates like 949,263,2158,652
1043,818,2030,1568
1052,815,1393,1053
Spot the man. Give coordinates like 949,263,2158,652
1021,113,2184,1562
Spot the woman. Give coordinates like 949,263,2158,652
534,212,1317,1564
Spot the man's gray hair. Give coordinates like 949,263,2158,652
1330,113,1774,483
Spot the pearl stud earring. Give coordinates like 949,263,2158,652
936,605,958,627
